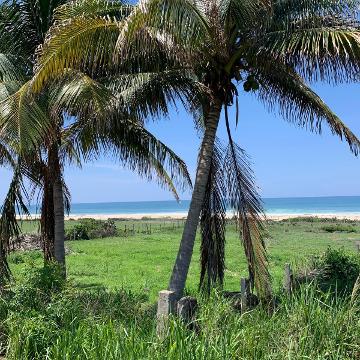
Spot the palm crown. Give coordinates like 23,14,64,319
0,0,193,281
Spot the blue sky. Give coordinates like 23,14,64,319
1,82,359,203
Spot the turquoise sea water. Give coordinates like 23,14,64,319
28,196,360,215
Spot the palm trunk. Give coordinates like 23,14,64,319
0,243,10,288
168,99,222,297
41,172,55,262
52,147,66,275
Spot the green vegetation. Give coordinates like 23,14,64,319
0,0,360,357
321,224,357,233
1,218,360,359
9,218,360,301
31,0,360,299
65,219,118,240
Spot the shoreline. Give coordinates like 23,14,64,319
18,212,360,221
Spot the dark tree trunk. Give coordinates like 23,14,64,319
41,172,55,262
0,242,10,288
48,142,66,275
53,176,65,272
168,99,222,297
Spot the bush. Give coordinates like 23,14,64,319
66,223,90,240
297,247,360,294
66,219,117,240
321,224,357,233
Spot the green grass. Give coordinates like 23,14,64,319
11,218,360,301
4,280,360,359
3,218,360,359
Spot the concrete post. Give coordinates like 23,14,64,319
156,290,177,338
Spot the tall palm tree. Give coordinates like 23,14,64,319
31,0,360,298
0,0,192,280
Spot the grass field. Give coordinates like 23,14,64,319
3,217,360,359
11,217,360,301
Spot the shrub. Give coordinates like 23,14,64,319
321,224,357,233
66,219,117,240
66,223,90,240
297,247,360,294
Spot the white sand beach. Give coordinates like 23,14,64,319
62,212,360,221
19,212,360,221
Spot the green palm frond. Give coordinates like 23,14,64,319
263,0,360,82
54,0,131,21
0,142,15,167
0,0,68,61
0,81,52,152
271,0,360,24
200,140,227,293
31,1,135,91
132,0,209,48
254,59,360,155
0,81,23,101
49,69,114,116
0,53,25,82
103,70,206,120
221,0,269,32
33,16,122,91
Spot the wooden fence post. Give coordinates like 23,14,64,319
240,278,248,314
356,242,360,253
284,263,293,295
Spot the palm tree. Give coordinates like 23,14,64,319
31,0,360,298
0,0,192,280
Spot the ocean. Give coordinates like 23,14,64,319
28,196,360,215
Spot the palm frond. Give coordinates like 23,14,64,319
54,0,131,21
0,160,30,282
0,141,15,168
130,0,209,49
221,0,270,33
33,16,122,91
0,53,25,82
254,59,360,155
67,113,192,199
263,0,360,83
224,113,271,298
0,80,52,153
49,69,114,117
103,70,206,120
271,0,360,25
0,80,23,101
200,140,227,293
0,0,68,61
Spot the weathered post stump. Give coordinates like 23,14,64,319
156,290,177,338
240,278,249,313
177,296,197,324
284,263,293,295
356,242,360,253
